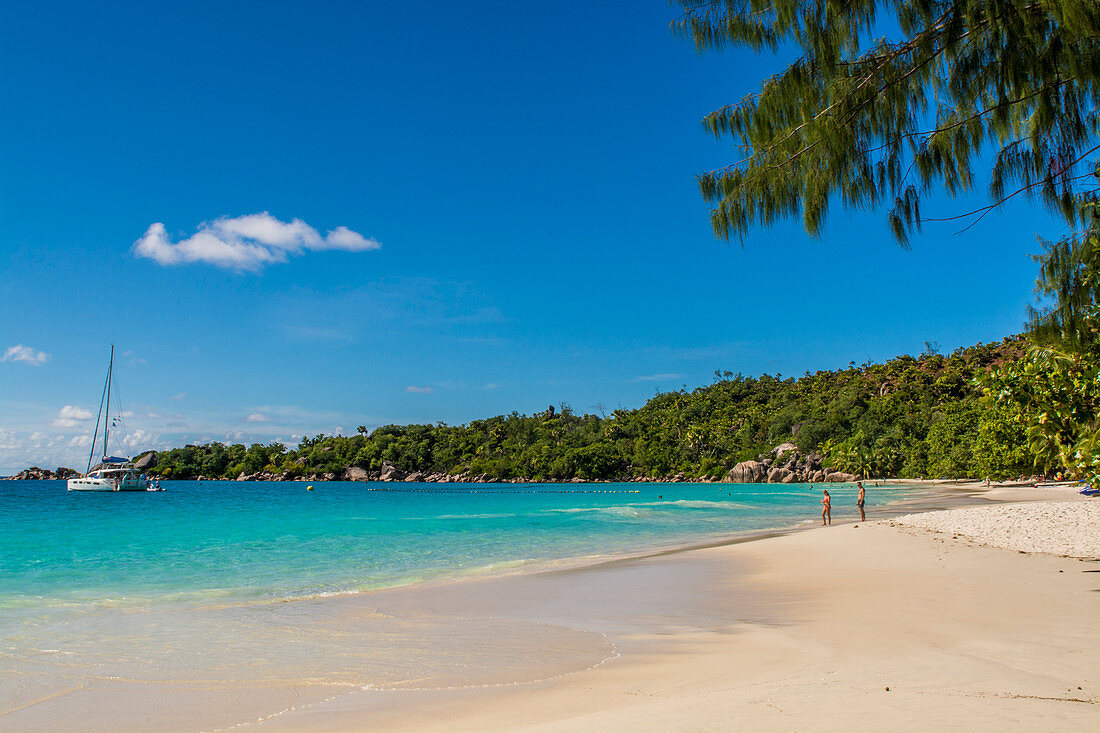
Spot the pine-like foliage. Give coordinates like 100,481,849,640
1027,199,1100,348
672,0,1100,244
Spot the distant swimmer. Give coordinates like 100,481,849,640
821,488,831,526
856,481,865,522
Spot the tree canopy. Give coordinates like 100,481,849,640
149,337,1032,482
670,2,1100,483
983,197,1100,481
1027,199,1100,349
673,0,1100,244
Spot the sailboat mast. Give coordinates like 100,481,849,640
87,347,111,473
103,345,114,460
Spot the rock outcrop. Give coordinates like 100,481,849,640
343,466,369,482
133,451,158,470
5,466,79,480
767,467,795,483
773,442,799,459
379,461,406,482
723,460,767,483
720,443,851,485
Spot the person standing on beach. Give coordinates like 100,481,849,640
856,481,865,522
821,489,831,525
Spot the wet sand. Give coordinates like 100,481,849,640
4,483,1097,731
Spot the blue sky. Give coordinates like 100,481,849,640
0,1,1063,472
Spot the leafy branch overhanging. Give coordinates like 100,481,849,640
673,0,1100,244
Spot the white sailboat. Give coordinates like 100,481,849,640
67,346,152,492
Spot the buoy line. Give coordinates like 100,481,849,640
359,486,641,494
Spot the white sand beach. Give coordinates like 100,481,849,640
891,499,1100,558
260,484,1099,732
4,484,1097,732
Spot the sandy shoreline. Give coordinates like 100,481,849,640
4,482,1097,731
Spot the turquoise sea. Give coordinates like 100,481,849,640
1,479,902,612
1,479,917,717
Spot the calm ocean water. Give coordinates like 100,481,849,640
1,479,900,612
1,479,917,711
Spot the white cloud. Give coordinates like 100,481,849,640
243,412,270,423
170,392,186,400
405,385,434,394
120,429,150,449
2,345,50,366
0,429,18,450
631,373,685,383
0,397,384,474
133,212,381,272
0,428,112,474
52,405,93,428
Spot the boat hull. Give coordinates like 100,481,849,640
67,477,117,491
67,474,150,492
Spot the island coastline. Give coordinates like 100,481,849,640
3,481,1095,732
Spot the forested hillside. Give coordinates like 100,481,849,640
149,337,1034,482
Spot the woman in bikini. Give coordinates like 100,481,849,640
821,488,831,525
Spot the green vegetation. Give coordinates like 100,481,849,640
150,337,1035,482
149,5,1100,486
655,2,1100,484
983,200,1100,482
149,212,1099,484
673,0,1099,243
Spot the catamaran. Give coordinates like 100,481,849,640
67,346,152,492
